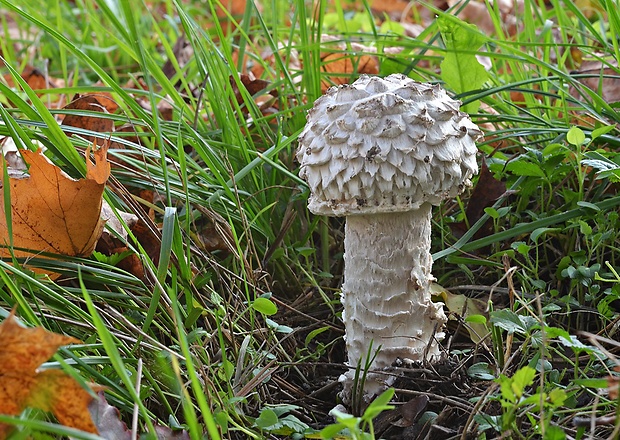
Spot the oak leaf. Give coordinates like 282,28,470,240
0,142,110,273
0,309,98,438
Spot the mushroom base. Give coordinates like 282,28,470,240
339,205,447,404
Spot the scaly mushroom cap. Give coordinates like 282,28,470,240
297,74,482,216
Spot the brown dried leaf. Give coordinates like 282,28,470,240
230,73,274,105
320,53,379,91
215,0,248,17
3,65,54,91
570,60,620,104
393,395,429,428
162,36,193,80
608,366,620,400
88,391,131,440
0,142,110,275
61,94,115,139
432,283,489,343
0,309,98,438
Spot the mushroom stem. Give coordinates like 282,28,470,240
340,204,447,402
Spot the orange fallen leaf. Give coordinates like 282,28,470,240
3,65,63,107
320,52,379,91
215,0,248,18
0,141,110,273
0,309,98,438
3,65,55,92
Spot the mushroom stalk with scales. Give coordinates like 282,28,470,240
296,74,481,404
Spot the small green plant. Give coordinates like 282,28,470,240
253,404,312,438
320,388,395,440
491,366,567,438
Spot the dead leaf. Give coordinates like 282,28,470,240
3,65,55,92
215,0,248,17
95,201,147,279
250,44,302,81
393,395,429,428
61,94,115,140
608,366,620,400
89,392,191,439
2,65,63,107
432,283,489,343
570,59,620,104
0,309,98,438
162,36,193,80
230,73,275,105
130,218,161,268
88,391,131,440
154,425,191,439
370,0,413,15
320,52,379,91
0,142,110,274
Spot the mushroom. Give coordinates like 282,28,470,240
296,74,481,403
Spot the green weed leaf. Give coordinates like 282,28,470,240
252,297,278,316
438,16,488,112
255,408,279,429
544,424,566,440
510,366,536,399
567,126,586,146
505,161,545,177
530,227,560,243
467,362,496,380
490,309,537,334
362,388,395,420
305,326,330,347
591,125,615,140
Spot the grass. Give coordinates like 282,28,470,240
0,0,619,438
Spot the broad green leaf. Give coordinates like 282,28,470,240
319,423,349,439
273,414,311,435
544,424,566,440
305,326,330,347
489,309,528,334
530,227,560,243
252,297,278,316
467,362,496,380
581,158,619,172
567,126,586,146
266,318,293,333
465,314,487,324
548,388,567,407
255,408,279,429
510,366,536,399
576,201,600,211
438,16,488,112
505,160,545,177
572,378,610,388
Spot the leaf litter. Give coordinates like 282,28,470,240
0,308,99,438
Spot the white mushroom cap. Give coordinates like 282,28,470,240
297,74,482,216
